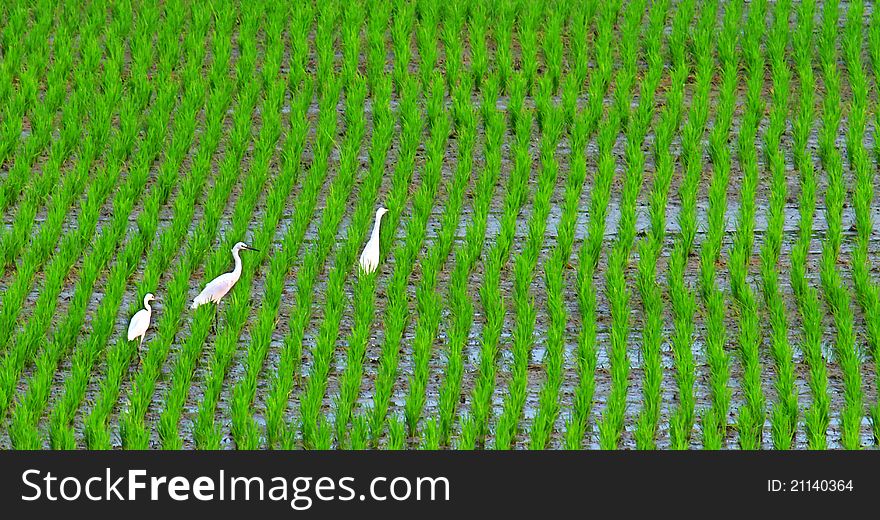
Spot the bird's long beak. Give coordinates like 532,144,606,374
244,246,259,252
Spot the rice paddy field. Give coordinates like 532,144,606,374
2,0,880,450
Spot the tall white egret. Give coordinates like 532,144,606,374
128,293,156,364
359,207,388,274
191,241,259,309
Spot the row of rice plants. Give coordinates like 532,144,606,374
728,0,767,450
698,0,741,449
492,77,565,449
274,4,378,450
227,1,322,450
759,0,798,450
402,60,479,441
633,0,694,449
817,0,863,450
0,0,133,356
49,0,236,450
258,9,349,450
115,0,269,450
314,2,405,449
432,76,505,447
665,0,718,449
189,0,299,450
526,0,596,451
455,1,536,449
664,1,713,448
265,8,374,451
598,0,670,450
790,0,830,450
364,72,451,446
0,1,80,269
0,0,169,417
844,0,880,444
8,0,204,449
458,71,530,448
867,1,880,442
562,0,625,449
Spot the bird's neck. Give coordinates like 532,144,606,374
144,300,152,312
371,214,383,240
232,249,243,276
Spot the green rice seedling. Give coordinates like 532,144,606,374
0,0,135,356
365,0,391,94
540,2,565,95
817,0,863,450
116,1,276,450
440,0,466,94
493,0,516,93
350,416,370,450
401,79,477,440
365,73,451,446
391,0,416,90
48,0,234,450
0,0,172,420
728,0,767,450
598,0,667,450
433,72,505,446
415,0,440,89
189,1,311,451
9,0,206,450
387,417,406,450
558,0,623,449
790,0,830,450
468,1,489,90
516,0,544,96
698,0,741,450
759,0,797,450
633,0,694,450
843,0,880,445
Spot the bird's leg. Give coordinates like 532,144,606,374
211,304,218,337
137,337,145,370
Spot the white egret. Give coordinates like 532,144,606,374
359,207,388,274
191,241,259,309
128,293,156,364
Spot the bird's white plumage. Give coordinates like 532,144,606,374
359,207,388,274
127,293,154,342
191,242,257,309
192,272,237,307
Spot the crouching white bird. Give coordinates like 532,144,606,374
191,241,259,309
128,293,156,364
359,207,388,274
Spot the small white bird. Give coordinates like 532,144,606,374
191,241,258,309
359,207,388,274
127,293,156,359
